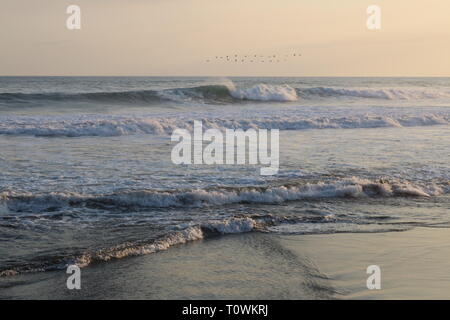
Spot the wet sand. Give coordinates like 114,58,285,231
1,227,450,299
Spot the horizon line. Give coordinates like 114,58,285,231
1,75,450,78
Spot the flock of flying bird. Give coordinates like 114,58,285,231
205,53,302,63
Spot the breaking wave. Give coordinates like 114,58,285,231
0,83,298,106
0,113,448,137
228,83,298,101
0,215,280,276
297,86,450,100
0,209,411,277
1,175,447,277
2,177,446,213
2,83,448,108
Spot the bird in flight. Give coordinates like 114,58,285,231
205,52,301,63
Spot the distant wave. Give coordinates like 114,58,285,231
0,83,298,106
0,90,166,105
0,113,448,137
228,83,298,101
297,86,450,100
2,83,448,108
2,177,446,213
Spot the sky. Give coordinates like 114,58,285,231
1,0,450,76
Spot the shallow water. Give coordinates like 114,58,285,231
2,228,450,299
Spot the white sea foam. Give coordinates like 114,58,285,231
227,83,298,101
0,217,261,275
299,87,450,100
75,225,206,266
2,81,450,106
2,178,446,213
204,217,256,234
0,113,448,137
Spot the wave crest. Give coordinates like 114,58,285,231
0,83,299,106
298,86,450,100
0,113,448,137
2,178,446,213
228,83,298,101
0,216,266,276
2,82,449,108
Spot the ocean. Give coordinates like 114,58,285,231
0,76,449,282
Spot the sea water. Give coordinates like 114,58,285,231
0,76,449,276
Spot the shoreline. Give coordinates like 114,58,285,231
1,226,450,299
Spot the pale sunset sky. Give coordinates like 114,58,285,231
1,0,449,76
